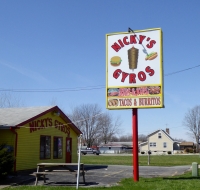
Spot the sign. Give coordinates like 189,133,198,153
106,28,163,109
29,117,70,136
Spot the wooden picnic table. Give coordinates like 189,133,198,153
34,163,85,185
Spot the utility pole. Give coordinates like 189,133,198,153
148,134,150,165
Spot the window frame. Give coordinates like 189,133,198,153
53,136,63,159
158,132,162,139
40,135,51,159
150,142,156,147
163,142,167,148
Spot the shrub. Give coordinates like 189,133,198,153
189,149,193,153
0,143,15,179
167,151,171,154
185,148,189,153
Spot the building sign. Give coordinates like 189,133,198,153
106,28,163,109
29,117,70,136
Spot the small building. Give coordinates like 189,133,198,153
99,142,133,154
0,106,82,172
180,142,194,150
140,128,180,154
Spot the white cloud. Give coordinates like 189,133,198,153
0,61,49,83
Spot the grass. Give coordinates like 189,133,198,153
4,155,200,190
5,169,200,190
81,154,200,166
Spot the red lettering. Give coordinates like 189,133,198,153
119,99,124,106
123,36,129,45
128,99,132,106
111,43,121,52
119,99,132,106
55,120,59,128
138,71,146,81
129,73,136,83
130,35,137,44
147,40,156,48
145,66,155,76
139,98,144,106
118,39,124,47
131,88,137,96
49,118,52,126
139,35,146,44
121,72,129,82
41,119,45,128
157,97,161,105
29,121,35,133
118,88,125,96
113,69,122,79
44,118,48,127
134,99,137,106
37,120,40,130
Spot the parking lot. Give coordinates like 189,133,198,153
24,164,191,187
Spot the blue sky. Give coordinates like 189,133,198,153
0,1,200,141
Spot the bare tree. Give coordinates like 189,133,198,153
119,134,132,142
138,134,147,142
173,138,186,142
183,105,200,152
0,92,24,108
68,104,103,147
98,112,121,144
68,104,122,147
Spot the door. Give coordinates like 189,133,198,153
66,138,72,163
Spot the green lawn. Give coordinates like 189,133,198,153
4,155,200,190
81,154,200,166
5,170,200,190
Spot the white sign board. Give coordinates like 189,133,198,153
106,28,163,109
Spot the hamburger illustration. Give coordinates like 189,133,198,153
110,56,122,66
145,52,158,60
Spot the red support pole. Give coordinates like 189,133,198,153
132,108,139,181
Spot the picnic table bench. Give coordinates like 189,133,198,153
33,163,85,185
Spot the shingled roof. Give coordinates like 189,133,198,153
180,142,194,146
0,106,82,135
147,129,174,141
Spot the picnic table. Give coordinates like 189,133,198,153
33,163,85,185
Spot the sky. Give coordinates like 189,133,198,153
0,0,200,142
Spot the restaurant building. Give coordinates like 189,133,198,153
0,106,82,172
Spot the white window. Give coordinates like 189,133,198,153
158,132,162,139
150,142,156,147
163,142,167,148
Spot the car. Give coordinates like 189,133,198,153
80,148,100,155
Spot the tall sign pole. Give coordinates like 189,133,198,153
106,28,163,182
132,108,139,181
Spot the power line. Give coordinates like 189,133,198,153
0,64,200,92
165,64,200,76
0,85,105,92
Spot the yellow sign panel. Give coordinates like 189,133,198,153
106,28,163,109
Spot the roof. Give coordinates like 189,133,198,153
180,142,194,146
148,129,174,141
99,142,133,147
0,106,82,135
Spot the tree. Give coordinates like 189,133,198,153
69,104,103,147
0,92,24,108
138,134,147,142
119,135,132,142
98,112,121,144
183,105,200,152
68,104,121,147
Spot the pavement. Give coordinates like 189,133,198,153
0,164,192,189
